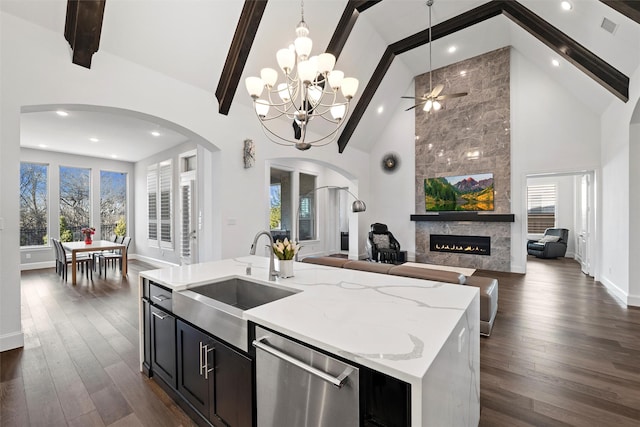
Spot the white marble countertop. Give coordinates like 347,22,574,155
139,255,478,385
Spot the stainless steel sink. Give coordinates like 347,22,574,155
173,278,298,352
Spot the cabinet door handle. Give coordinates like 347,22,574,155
152,310,169,320
199,342,215,379
204,344,214,380
152,294,170,302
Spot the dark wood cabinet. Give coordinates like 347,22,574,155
214,340,253,427
177,319,215,421
176,319,253,427
150,304,177,389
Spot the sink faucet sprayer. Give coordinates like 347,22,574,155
250,230,277,281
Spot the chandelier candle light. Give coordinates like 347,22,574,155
245,1,359,150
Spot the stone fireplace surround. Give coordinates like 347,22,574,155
414,47,511,272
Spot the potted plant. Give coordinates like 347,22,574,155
272,238,300,278
81,227,96,244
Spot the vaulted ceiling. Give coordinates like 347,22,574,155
3,0,639,158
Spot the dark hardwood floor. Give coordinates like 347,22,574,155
477,257,640,426
1,257,639,426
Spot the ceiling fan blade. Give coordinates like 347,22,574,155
430,84,444,98
405,102,426,111
401,96,423,99
437,92,468,100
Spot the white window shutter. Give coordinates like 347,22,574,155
159,160,173,248
147,165,158,244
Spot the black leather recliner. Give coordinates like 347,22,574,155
367,223,401,263
527,228,569,258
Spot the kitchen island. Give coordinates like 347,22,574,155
139,255,480,427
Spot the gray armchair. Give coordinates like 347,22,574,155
527,228,569,258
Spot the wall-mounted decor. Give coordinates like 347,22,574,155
424,173,494,211
243,139,255,168
381,152,400,173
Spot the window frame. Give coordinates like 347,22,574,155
19,161,50,248
59,165,92,242
527,184,557,234
100,169,128,241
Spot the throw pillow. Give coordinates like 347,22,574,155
372,234,390,249
538,235,561,243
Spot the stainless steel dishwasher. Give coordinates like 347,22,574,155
253,326,360,427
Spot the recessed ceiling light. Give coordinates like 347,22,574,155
460,70,467,76
110,154,118,159
377,106,384,114
56,110,69,117
552,59,560,67
151,131,161,137
89,137,99,143
561,1,572,11
448,46,457,54
38,144,47,148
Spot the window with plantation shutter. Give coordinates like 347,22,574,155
527,184,556,234
147,165,158,245
159,160,173,248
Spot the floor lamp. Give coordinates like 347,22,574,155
295,186,366,260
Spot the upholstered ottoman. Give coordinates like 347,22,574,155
462,276,498,336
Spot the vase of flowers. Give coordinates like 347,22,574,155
81,227,95,244
272,238,300,278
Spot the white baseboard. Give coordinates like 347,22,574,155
129,254,180,269
511,262,526,274
20,261,56,271
628,293,640,307
0,331,24,352
600,275,629,305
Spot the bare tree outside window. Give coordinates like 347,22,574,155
20,162,48,246
59,166,91,241
100,171,127,240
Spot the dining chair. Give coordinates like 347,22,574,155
97,236,131,275
57,240,93,281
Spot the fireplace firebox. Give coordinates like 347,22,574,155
430,235,490,256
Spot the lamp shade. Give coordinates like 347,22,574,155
423,99,433,112
276,48,295,73
294,36,313,59
433,100,442,111
245,76,264,98
351,199,366,212
297,60,317,83
255,99,270,117
330,104,346,120
328,70,344,89
340,77,359,99
317,53,336,74
277,83,291,102
260,68,278,88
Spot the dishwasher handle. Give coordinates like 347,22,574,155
253,336,353,388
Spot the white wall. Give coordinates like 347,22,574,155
510,48,601,273
368,82,417,260
526,175,576,257
0,12,371,350
19,148,135,268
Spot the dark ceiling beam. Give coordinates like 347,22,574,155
337,0,629,153
338,0,503,153
215,0,268,116
64,0,106,69
502,1,628,103
326,1,383,57
600,0,640,25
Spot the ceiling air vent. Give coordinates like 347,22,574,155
601,17,618,34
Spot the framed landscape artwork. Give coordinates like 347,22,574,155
424,173,494,211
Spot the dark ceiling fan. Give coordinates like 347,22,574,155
403,0,467,113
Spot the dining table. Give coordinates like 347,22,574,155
62,240,128,285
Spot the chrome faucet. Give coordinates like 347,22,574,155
250,230,277,281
